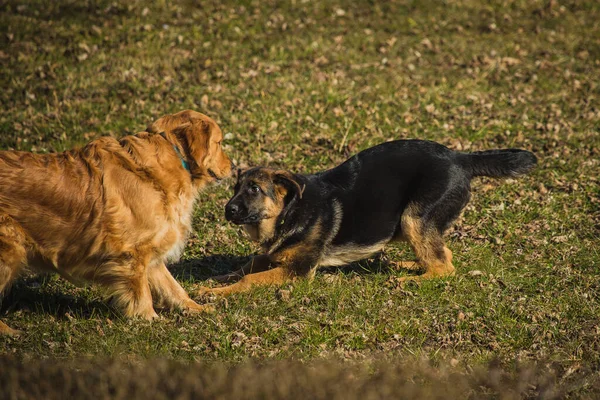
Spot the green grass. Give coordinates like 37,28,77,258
1,0,599,396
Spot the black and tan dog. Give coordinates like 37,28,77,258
197,140,536,296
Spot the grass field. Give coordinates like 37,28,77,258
1,0,599,397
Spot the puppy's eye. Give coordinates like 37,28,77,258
248,185,260,194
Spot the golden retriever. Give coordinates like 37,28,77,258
0,110,232,335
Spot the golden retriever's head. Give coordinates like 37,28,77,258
148,110,232,186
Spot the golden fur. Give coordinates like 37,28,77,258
0,110,231,335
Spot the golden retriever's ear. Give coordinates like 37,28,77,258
146,115,171,134
147,110,207,134
273,170,304,199
180,119,215,171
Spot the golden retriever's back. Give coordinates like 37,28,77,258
0,148,104,265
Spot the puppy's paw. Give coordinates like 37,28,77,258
195,286,212,297
195,285,230,298
390,260,422,271
184,300,216,314
1,327,22,337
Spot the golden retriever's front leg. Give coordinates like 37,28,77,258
210,254,272,283
198,267,292,296
100,257,158,320
148,262,214,314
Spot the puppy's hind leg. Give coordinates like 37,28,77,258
398,180,470,282
399,212,455,282
0,216,29,336
148,262,214,314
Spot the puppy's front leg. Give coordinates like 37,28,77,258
198,266,293,296
197,244,320,297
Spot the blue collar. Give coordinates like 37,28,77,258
160,132,190,171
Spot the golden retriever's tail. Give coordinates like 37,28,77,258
457,149,537,178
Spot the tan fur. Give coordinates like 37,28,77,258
198,217,323,296
398,212,455,282
198,267,291,296
0,110,231,334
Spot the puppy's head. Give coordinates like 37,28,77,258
225,167,303,241
148,110,232,185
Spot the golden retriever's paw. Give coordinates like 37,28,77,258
133,309,159,321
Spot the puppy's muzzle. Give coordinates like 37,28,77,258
225,202,261,225
225,203,240,220
225,202,248,224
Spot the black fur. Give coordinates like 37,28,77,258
456,149,537,178
225,140,537,276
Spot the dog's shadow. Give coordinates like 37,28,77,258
170,251,409,282
170,254,251,282
0,256,250,321
0,253,411,320
0,275,115,320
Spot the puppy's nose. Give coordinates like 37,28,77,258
225,203,241,221
228,204,240,215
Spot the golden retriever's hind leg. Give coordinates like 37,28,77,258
148,262,214,314
0,217,28,336
197,267,292,297
399,214,455,282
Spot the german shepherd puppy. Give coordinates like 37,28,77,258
197,140,536,296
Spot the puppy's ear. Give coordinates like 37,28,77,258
237,167,250,181
273,170,304,200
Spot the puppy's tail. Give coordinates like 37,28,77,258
457,149,537,178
